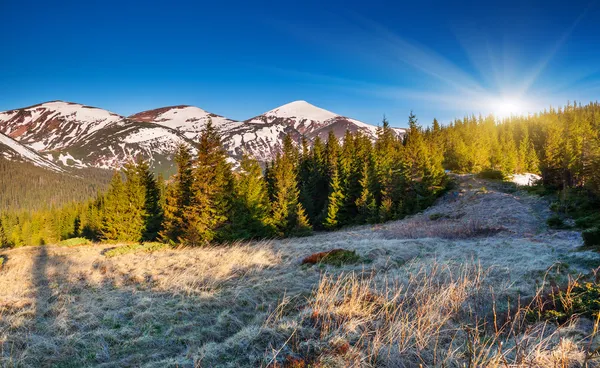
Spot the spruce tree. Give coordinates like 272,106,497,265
161,144,194,242
184,119,234,245
229,155,273,239
290,203,312,237
121,161,147,241
269,135,312,236
355,160,378,223
0,217,9,248
101,172,127,241
323,165,345,229
136,158,163,241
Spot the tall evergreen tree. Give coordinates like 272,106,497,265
323,164,345,229
269,135,312,236
229,155,274,239
0,217,9,248
136,158,163,241
184,119,234,245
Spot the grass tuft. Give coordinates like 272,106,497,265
58,237,91,247
103,242,171,258
301,249,361,267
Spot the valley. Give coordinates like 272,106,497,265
1,175,598,367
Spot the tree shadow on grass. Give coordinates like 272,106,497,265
3,245,293,367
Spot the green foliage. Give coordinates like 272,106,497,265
575,213,600,229
0,157,111,212
476,169,506,180
530,281,600,323
160,144,193,243
429,213,445,221
183,119,235,245
103,242,171,258
290,203,312,237
227,155,275,240
546,215,568,229
310,249,361,267
582,227,600,248
58,237,91,247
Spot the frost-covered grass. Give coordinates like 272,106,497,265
1,175,600,367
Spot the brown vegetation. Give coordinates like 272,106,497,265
1,176,600,367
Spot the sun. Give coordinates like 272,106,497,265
490,97,523,119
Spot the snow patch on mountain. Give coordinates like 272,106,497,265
263,100,338,122
0,132,64,172
0,101,124,151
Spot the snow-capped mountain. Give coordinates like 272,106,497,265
129,105,239,139
48,121,196,171
0,100,406,172
0,101,124,151
245,100,405,140
0,132,64,172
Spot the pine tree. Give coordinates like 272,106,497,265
290,203,312,237
184,119,234,245
323,165,345,229
101,172,127,241
269,135,312,236
229,155,273,239
136,158,163,241
121,161,147,241
306,136,328,225
353,159,371,220
0,217,9,248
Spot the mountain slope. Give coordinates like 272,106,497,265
0,132,64,172
0,101,124,151
52,121,194,172
0,100,406,172
129,105,239,139
245,100,405,140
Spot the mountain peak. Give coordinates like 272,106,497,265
265,100,338,121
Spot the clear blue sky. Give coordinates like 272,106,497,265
1,0,599,127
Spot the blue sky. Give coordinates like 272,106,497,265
1,0,599,127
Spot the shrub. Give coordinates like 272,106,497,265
575,213,600,229
104,242,171,258
546,215,567,229
429,213,445,221
301,249,361,266
529,281,600,323
0,255,5,270
582,227,600,248
58,237,91,247
477,169,505,180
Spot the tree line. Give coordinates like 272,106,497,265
0,113,447,247
3,100,598,248
437,101,600,192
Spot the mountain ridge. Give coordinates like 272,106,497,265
0,100,406,172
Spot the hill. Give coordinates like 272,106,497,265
1,176,598,367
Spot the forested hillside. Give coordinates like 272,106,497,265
0,158,111,212
0,115,446,247
1,101,599,248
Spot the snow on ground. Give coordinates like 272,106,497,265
0,132,63,172
123,127,185,144
147,106,236,131
57,152,84,167
511,173,542,186
263,100,338,121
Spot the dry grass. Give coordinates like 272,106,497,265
1,175,600,367
385,218,504,239
265,263,600,367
